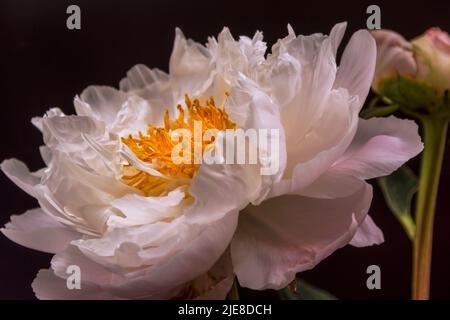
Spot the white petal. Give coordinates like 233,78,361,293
108,187,186,227
264,25,370,195
333,116,423,180
72,219,183,267
79,86,128,125
108,95,155,136
118,65,175,123
40,113,120,176
207,27,267,82
186,162,262,224
51,245,113,286
1,208,80,253
231,182,372,290
37,152,133,235
119,64,169,92
269,89,360,198
266,49,302,108
238,30,267,72
75,211,239,299
1,159,40,197
169,28,212,97
35,245,234,300
32,269,117,300
269,23,346,132
208,27,244,81
226,76,287,203
31,108,65,132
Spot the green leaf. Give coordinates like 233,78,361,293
378,166,417,240
278,279,336,300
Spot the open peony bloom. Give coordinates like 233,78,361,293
1,23,423,299
372,28,450,110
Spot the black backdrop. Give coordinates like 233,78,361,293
1,0,450,299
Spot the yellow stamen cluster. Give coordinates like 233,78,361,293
121,94,236,196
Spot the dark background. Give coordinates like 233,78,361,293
1,0,450,300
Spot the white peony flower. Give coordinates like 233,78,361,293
229,23,423,289
1,23,423,299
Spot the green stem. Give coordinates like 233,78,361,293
412,115,448,300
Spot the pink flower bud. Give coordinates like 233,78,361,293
426,27,450,55
412,28,450,93
371,30,418,93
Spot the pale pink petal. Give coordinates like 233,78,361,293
334,29,377,109
333,116,423,180
231,182,372,290
298,170,366,199
350,215,384,247
1,159,40,197
186,162,262,224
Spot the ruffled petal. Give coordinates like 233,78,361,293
119,64,175,123
108,187,186,228
70,212,238,298
79,86,127,125
34,152,133,235
38,112,121,176
1,208,80,254
33,246,234,300
169,28,212,98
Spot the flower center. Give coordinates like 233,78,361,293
121,94,236,196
